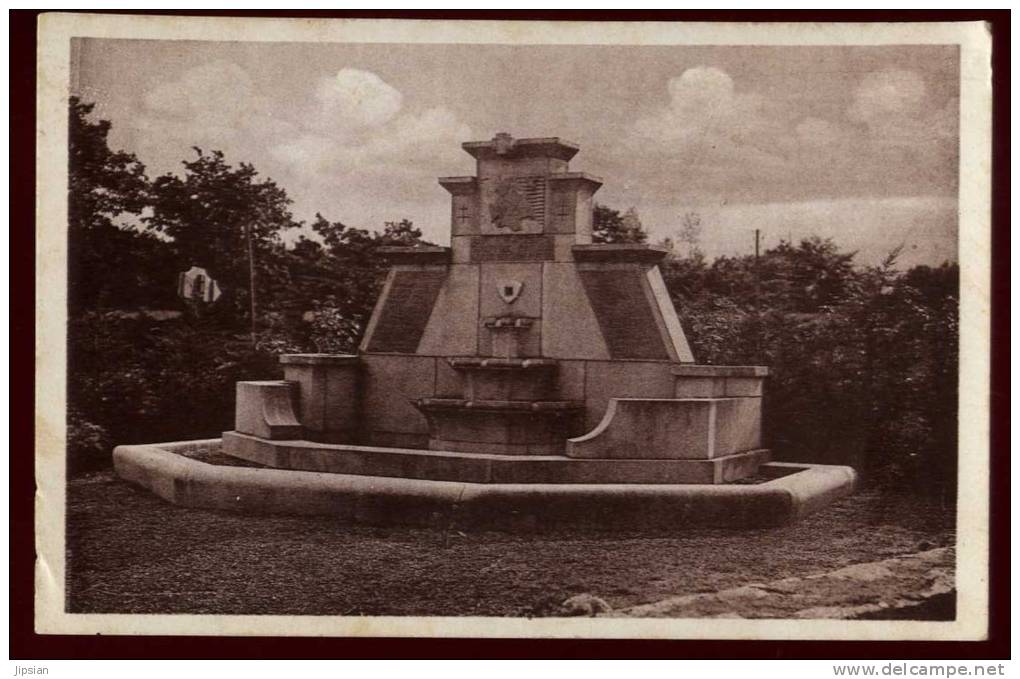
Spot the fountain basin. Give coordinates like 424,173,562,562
113,439,858,531
413,397,584,455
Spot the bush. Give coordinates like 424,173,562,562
663,243,959,499
67,409,111,475
67,313,295,473
308,304,363,354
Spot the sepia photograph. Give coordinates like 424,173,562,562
31,13,994,641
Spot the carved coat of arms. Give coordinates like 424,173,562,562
489,178,534,232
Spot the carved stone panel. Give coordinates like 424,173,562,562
480,175,546,234
578,269,669,360
365,270,447,353
469,235,555,262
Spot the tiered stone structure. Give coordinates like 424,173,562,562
117,134,857,528
222,134,770,484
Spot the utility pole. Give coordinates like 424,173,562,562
245,220,257,344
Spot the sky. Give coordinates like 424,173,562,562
72,39,960,267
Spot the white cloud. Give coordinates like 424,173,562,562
626,66,794,203
268,104,472,242
623,65,957,205
666,67,736,119
269,106,469,176
844,68,958,160
633,66,772,144
124,61,472,237
314,68,403,129
128,60,296,176
848,68,928,126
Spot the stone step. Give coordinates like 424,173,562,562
221,431,770,485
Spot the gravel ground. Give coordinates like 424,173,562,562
66,470,955,617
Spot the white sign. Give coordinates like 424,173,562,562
177,266,222,303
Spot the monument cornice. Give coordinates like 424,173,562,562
437,176,476,194
376,245,452,265
671,365,770,378
462,135,580,162
571,243,669,264
547,172,603,190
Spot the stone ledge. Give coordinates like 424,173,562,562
448,357,558,370
221,431,770,485
437,176,477,194
416,398,584,413
279,353,360,366
572,243,669,264
546,172,604,189
376,246,452,265
113,440,857,531
462,136,580,162
672,365,769,378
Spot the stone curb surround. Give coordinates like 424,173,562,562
113,441,856,531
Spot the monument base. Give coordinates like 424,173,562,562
221,431,771,485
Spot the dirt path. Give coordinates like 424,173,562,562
66,471,955,617
614,547,954,619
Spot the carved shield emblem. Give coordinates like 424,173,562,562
497,280,523,304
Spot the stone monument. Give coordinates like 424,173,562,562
115,134,856,529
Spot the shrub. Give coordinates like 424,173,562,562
67,409,111,475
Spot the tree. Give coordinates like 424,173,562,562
68,97,167,311
281,215,433,352
68,97,149,235
763,236,858,312
147,149,302,329
380,218,426,246
677,211,703,259
658,232,959,498
592,204,648,243
306,213,386,323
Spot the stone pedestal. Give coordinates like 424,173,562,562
416,398,584,455
414,356,583,455
566,397,762,460
234,381,302,440
450,357,556,401
280,354,360,443
672,364,768,398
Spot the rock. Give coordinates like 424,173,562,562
558,593,612,617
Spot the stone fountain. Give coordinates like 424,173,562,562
114,134,856,530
